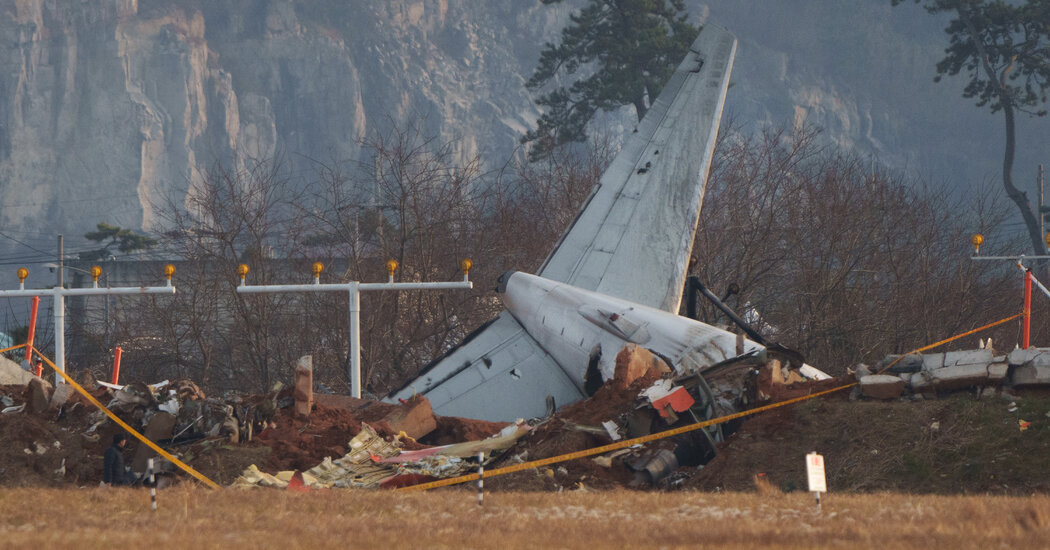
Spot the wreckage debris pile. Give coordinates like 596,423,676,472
13,343,1050,491
484,371,665,491
0,371,520,488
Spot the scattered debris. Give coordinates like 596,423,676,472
4,338,1050,492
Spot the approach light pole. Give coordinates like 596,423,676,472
970,233,1050,349
236,259,473,398
0,263,177,384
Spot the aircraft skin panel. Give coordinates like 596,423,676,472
538,25,737,314
388,311,584,421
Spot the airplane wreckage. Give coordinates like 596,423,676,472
6,24,1049,491
389,25,825,437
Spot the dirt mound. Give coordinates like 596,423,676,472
0,384,120,487
422,416,510,446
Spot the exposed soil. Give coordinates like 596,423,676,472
0,384,122,487
5,376,1050,495
421,415,510,446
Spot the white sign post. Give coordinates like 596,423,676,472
806,451,827,511
236,260,472,398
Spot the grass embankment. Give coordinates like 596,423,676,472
691,392,1050,494
1,488,1048,549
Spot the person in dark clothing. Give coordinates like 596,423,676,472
103,433,135,486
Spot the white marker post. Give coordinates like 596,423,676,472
147,457,157,511
0,264,177,385
806,451,827,512
236,260,473,398
477,451,485,507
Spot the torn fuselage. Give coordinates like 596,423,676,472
497,271,767,414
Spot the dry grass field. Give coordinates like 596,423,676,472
1,487,1049,549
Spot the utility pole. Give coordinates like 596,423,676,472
55,235,65,386
1038,165,1048,277
236,260,473,398
1040,165,1046,243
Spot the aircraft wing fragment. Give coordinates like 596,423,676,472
538,25,737,314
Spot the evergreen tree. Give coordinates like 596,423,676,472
80,222,158,261
523,0,699,160
894,0,1050,253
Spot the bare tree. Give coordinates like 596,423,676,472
693,124,1021,373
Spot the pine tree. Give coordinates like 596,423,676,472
523,0,699,160
81,223,158,261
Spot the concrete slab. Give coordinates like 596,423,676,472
27,378,52,413
49,383,73,409
860,374,906,399
928,363,994,390
0,355,46,386
988,362,1009,382
1028,350,1050,369
922,353,946,371
1011,364,1050,387
943,349,993,367
1008,347,1038,366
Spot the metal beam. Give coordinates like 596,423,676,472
236,265,472,398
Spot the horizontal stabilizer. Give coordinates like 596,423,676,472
387,312,584,421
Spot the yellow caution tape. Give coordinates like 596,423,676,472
0,343,26,354
4,311,1020,493
399,312,1024,492
28,348,221,489
874,313,1022,375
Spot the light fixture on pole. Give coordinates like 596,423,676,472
0,263,177,384
969,233,1050,349
237,260,473,398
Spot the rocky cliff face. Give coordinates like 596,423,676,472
0,0,1041,258
0,0,563,254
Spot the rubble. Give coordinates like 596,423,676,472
857,345,1050,398
376,394,437,441
233,420,531,489
859,375,906,400
5,339,1050,492
0,356,46,386
293,355,313,417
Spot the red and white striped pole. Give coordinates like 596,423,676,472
147,458,157,511
477,452,484,507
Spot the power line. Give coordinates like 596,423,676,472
0,194,140,209
0,230,53,256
